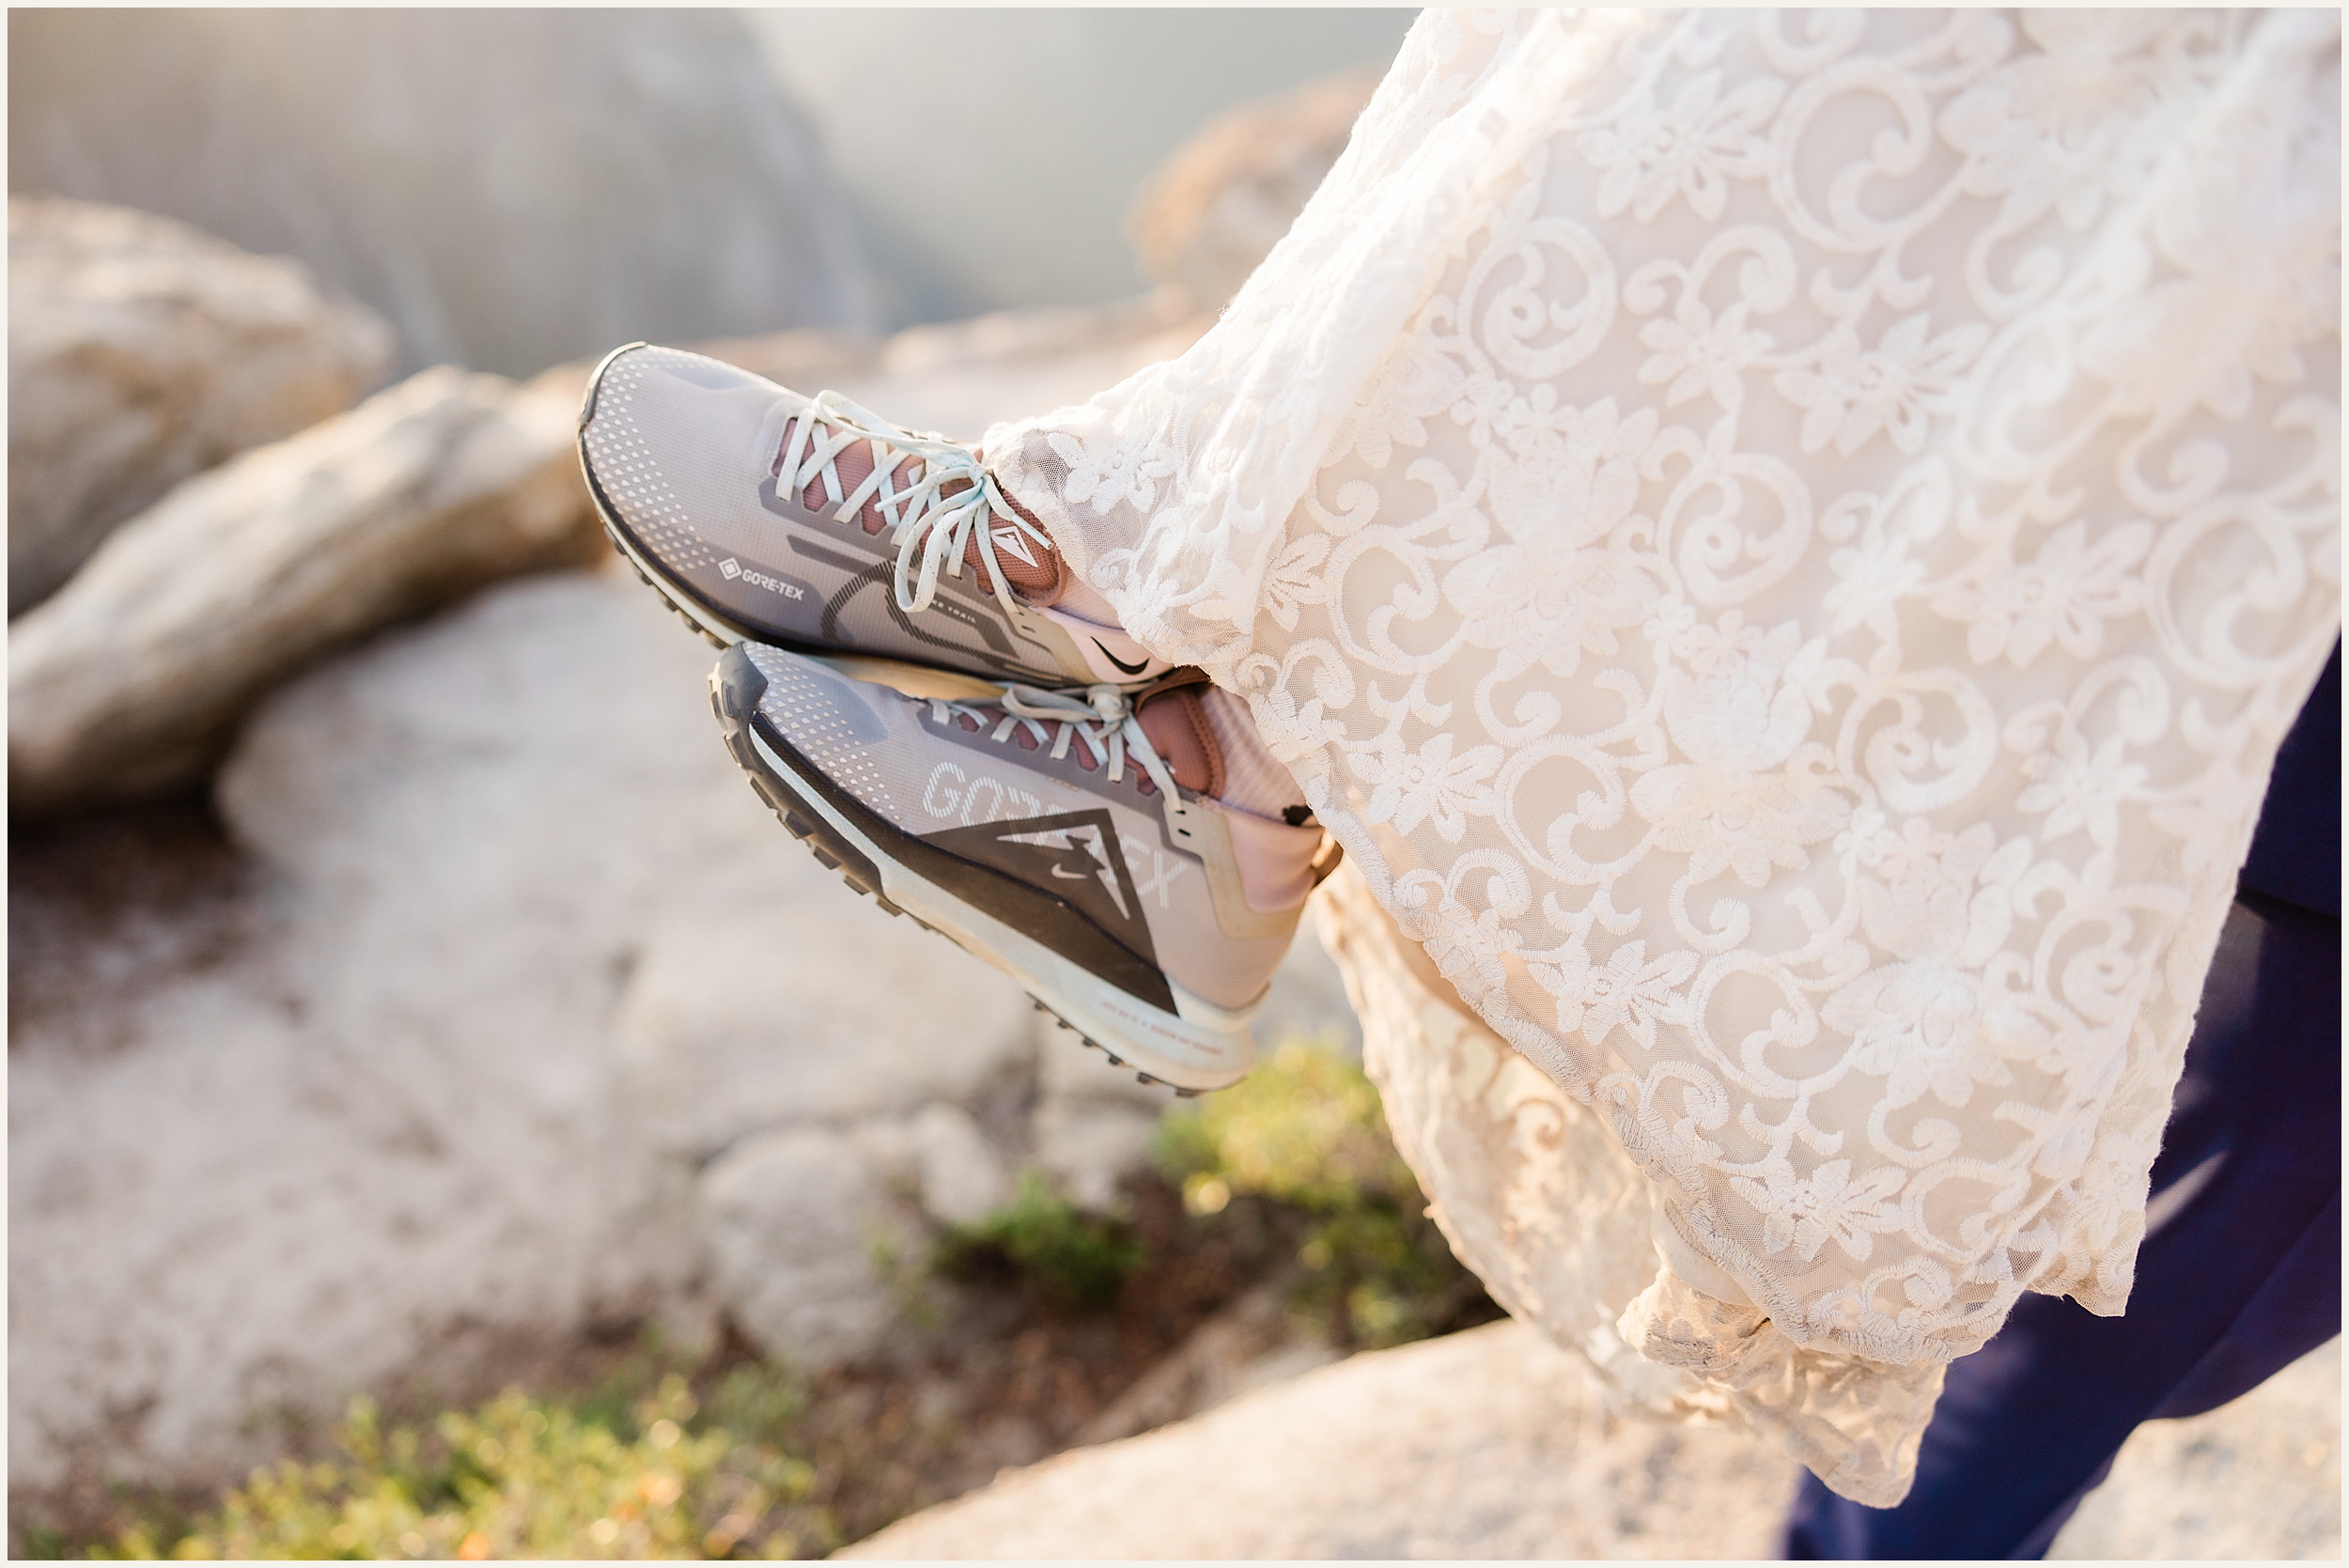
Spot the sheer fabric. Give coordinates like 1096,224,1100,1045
1315,857,1947,1506
985,9,2342,1501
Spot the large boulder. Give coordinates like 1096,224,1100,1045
695,1126,927,1371
842,1322,2342,1560
8,569,1047,1493
611,880,1033,1164
1071,1282,1342,1448
844,1318,1798,1559
8,196,393,615
8,365,601,815
6,304,1372,1500
8,9,879,379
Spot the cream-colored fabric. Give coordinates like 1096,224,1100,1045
987,9,2341,1502
1316,857,1945,1507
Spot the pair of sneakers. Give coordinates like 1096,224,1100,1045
578,344,1336,1093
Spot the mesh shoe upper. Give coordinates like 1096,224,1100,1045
736,644,1316,1016
581,343,1173,688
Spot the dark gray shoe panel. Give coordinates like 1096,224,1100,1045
735,638,1296,1015
580,343,1071,683
709,644,1178,1013
924,809,1163,978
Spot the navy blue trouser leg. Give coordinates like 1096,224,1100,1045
1779,891,2341,1560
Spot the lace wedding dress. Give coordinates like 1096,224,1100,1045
986,9,2342,1503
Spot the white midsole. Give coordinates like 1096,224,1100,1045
746,726,1256,1092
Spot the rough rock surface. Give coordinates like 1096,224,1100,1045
909,1104,1014,1228
844,1323,2342,1560
611,877,1033,1163
1031,1028,1181,1213
8,9,879,378
1128,67,1382,310
845,1319,1800,1559
8,196,393,614
8,571,1032,1491
5,302,1360,1500
2047,1338,2341,1560
1072,1282,1343,1448
8,365,601,815
695,1126,928,1371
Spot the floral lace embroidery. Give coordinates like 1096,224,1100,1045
987,8,2342,1498
1317,858,1943,1507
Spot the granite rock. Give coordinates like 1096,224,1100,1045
8,571,1040,1491
5,303,1362,1502
910,1104,1014,1229
2047,1338,2341,1560
843,1319,2342,1560
8,195,393,614
843,1318,1799,1560
8,365,602,815
610,886,1033,1164
696,1125,926,1369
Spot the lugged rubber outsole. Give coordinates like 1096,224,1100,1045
706,652,1221,1096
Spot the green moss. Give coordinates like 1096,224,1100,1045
102,1372,831,1560
930,1171,1144,1309
1154,1034,1474,1349
76,1035,1488,1559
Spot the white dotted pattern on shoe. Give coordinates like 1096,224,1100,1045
583,349,718,572
747,648,897,823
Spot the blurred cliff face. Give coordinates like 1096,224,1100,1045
8,8,881,379
8,9,1415,377
752,8,1416,321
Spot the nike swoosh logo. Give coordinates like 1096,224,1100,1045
1048,864,1089,880
1094,638,1151,677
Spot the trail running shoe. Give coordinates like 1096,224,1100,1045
580,343,1174,699
708,643,1339,1092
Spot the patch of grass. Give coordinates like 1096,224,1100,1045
17,1522,80,1560
57,1038,1492,1560
100,1367,832,1560
929,1171,1145,1309
1154,1034,1484,1350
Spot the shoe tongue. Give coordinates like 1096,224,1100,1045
962,493,1065,603
1135,685,1223,799
787,414,1064,603
789,416,898,536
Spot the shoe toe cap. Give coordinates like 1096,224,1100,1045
742,644,892,753
579,343,789,567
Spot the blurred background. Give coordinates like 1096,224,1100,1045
10,8,2336,1561
9,8,1416,374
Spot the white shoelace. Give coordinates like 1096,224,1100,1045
777,391,1055,615
927,683,1180,803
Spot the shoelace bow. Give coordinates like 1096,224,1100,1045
927,683,1180,803
778,390,1054,616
